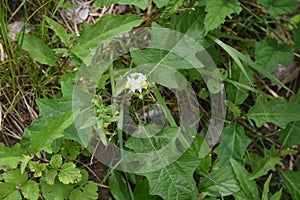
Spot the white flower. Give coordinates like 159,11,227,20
125,73,149,93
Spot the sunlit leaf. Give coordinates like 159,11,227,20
58,162,81,184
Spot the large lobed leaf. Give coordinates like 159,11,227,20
72,14,142,61
215,123,252,166
204,0,242,34
255,38,294,74
247,96,300,128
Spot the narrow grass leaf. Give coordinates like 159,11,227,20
280,170,300,199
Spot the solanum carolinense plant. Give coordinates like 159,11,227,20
0,0,300,199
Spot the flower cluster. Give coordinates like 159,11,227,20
125,73,149,93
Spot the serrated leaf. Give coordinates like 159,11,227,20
0,143,28,169
72,14,142,62
109,170,131,200
199,166,240,197
215,123,252,166
21,34,57,66
230,159,260,200
226,64,253,105
50,154,63,169
0,169,28,200
247,96,300,128
141,152,199,200
46,169,58,185
204,0,242,34
58,162,81,184
40,177,73,200
280,170,300,199
29,161,47,177
45,16,73,47
153,0,169,8
22,180,39,200
248,147,282,180
259,0,297,16
28,111,74,153
69,181,98,200
255,38,294,73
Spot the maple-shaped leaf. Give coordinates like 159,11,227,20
204,0,242,34
0,143,30,170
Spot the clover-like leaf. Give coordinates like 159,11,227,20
58,162,81,184
22,180,39,200
50,154,63,169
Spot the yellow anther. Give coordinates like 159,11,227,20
125,83,131,89
141,81,148,89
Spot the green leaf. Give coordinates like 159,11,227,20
226,64,253,105
69,181,98,200
262,174,272,200
28,111,74,153
29,161,47,177
255,38,294,73
40,177,73,200
133,179,160,200
109,170,131,200
153,0,169,8
46,169,58,185
230,159,260,200
199,166,240,197
259,0,297,16
22,180,39,200
215,123,252,166
44,16,73,47
249,146,283,180
171,6,208,47
277,121,300,147
93,0,149,9
72,14,142,62
50,154,63,169
280,170,300,199
247,96,300,128
293,22,300,51
0,169,28,200
141,152,199,200
204,0,242,34
21,34,57,66
58,162,81,184
0,143,28,169
270,188,282,200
